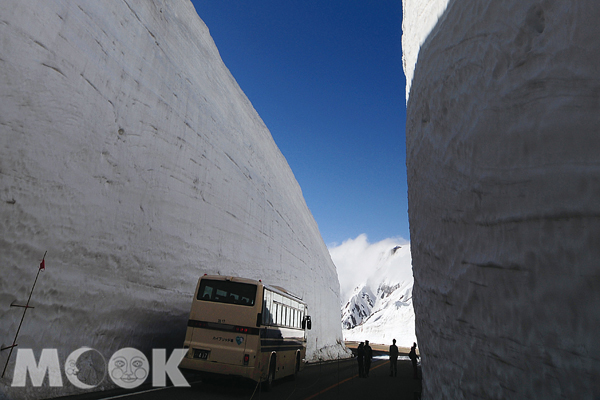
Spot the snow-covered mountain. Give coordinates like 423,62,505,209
0,1,345,398
335,241,416,347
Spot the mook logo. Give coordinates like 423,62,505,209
11,347,189,389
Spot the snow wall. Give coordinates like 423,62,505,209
0,1,345,398
403,0,600,398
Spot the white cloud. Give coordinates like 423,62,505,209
328,234,411,304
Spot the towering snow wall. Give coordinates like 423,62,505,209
0,1,344,398
403,0,600,398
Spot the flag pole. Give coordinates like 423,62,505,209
1,251,46,378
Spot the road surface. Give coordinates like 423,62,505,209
56,356,421,400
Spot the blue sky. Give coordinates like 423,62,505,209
190,1,408,246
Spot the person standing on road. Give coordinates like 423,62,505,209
409,342,420,379
364,340,373,377
357,342,365,377
389,339,399,377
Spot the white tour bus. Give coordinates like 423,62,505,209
179,275,312,389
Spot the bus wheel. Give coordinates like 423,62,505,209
262,355,276,392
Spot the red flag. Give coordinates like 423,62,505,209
39,258,45,271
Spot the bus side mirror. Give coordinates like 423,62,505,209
303,316,312,330
256,313,262,327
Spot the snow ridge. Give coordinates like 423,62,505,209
341,285,375,329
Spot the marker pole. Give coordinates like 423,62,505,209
1,252,46,378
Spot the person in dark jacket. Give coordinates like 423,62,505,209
364,340,373,377
357,342,365,378
409,342,420,379
389,339,399,377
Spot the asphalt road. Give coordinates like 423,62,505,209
56,356,421,400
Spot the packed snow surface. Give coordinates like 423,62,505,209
0,1,345,398
404,0,600,398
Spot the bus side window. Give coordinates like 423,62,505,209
262,290,273,325
276,303,282,326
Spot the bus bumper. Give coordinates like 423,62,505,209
179,357,259,381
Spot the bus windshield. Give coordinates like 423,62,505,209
197,279,257,307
